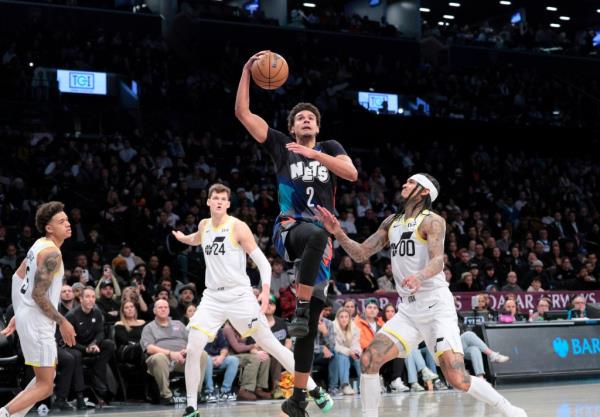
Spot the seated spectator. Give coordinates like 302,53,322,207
182,304,196,326
528,297,551,321
174,284,197,320
64,286,116,405
527,276,545,292
472,293,497,321
58,284,76,315
203,327,239,402
501,271,523,292
261,294,292,398
567,295,589,319
354,298,384,351
312,307,338,394
113,242,144,273
525,260,550,289
461,330,509,379
353,262,379,293
335,256,362,293
481,264,501,289
333,308,361,395
405,346,439,392
497,299,526,323
457,271,481,292
114,301,146,366
141,299,208,405
343,299,358,319
122,285,150,320
223,322,271,401
269,258,291,298
94,265,122,299
96,280,121,327
380,303,408,392
156,278,179,311
376,263,395,292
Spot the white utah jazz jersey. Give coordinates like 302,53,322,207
201,216,250,290
17,237,64,312
388,210,447,296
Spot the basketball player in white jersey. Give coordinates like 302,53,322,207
316,174,528,417
172,184,333,417
0,201,76,417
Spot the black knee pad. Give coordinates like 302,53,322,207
293,297,325,373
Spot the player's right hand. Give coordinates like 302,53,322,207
59,320,77,347
243,50,270,72
0,316,16,337
315,205,341,234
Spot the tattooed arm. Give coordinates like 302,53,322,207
414,213,446,281
32,249,77,346
32,249,65,324
316,206,393,263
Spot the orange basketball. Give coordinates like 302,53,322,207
251,52,289,90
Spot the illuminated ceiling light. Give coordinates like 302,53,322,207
597,9,600,13
449,2,461,7
549,23,560,28
420,7,431,12
443,14,455,19
438,21,445,26
499,0,511,5
546,6,557,11
302,2,316,7
559,16,570,20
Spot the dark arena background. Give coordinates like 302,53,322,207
0,1,599,417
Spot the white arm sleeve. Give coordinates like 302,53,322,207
249,247,271,287
11,272,23,312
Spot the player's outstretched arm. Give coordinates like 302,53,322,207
172,220,204,246
32,249,76,346
316,206,392,263
234,51,270,143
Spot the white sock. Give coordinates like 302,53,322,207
360,373,381,417
0,406,10,417
467,377,511,413
185,331,209,409
252,325,318,391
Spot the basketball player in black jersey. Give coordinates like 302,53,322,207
236,51,357,417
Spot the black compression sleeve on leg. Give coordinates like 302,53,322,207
286,223,329,287
293,297,325,373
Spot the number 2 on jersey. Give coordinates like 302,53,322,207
306,186,315,207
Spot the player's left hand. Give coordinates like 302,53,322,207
400,275,422,293
0,316,16,336
286,142,316,159
258,290,270,314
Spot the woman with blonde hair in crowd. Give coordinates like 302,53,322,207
333,308,361,395
114,301,146,366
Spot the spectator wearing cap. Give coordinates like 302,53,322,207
174,283,197,320
96,280,121,326
263,293,292,396
524,260,550,289
95,264,122,300
501,271,523,292
71,282,85,304
157,276,179,310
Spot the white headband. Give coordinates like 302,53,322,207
409,174,438,202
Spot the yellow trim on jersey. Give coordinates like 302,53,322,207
414,230,428,245
209,216,230,232
199,219,208,246
435,348,463,359
240,326,259,338
189,324,216,342
229,217,240,249
381,327,411,354
25,361,57,368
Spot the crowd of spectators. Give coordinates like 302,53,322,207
0,2,599,409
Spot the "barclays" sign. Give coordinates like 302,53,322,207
552,337,600,358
